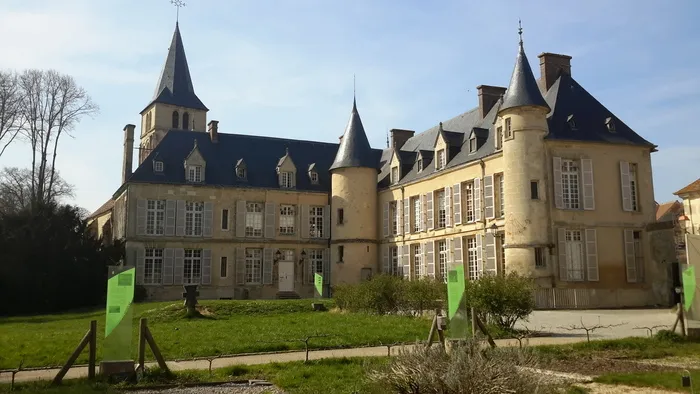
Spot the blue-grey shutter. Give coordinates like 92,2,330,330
382,245,389,274
202,249,212,285
176,200,186,236
323,205,330,239
473,178,482,221
553,157,564,209
586,228,599,281
203,202,213,237
165,200,176,236
582,159,595,210
453,237,463,265
445,186,452,228
402,245,410,278
426,241,434,277
136,247,145,284
263,248,273,284
420,194,426,231
136,199,147,235
236,247,246,285
403,198,410,234
558,228,568,281
323,248,330,285
624,229,637,282
301,205,310,239
264,202,276,238
484,233,496,275
163,248,174,285
620,161,632,212
236,200,246,238
484,175,494,219
426,192,434,230
453,184,462,225
174,248,184,285
476,235,483,276
383,202,390,238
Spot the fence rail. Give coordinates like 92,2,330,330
533,288,592,310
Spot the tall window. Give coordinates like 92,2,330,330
146,113,152,130
437,240,448,283
309,206,324,238
220,256,228,278
308,249,324,283
417,159,423,172
245,202,264,237
561,160,580,209
281,249,295,262
467,237,479,280
565,230,584,281
436,149,446,170
633,231,645,282
172,111,179,128
496,173,505,218
146,199,165,235
496,126,503,149
337,208,344,225
391,167,399,184
221,209,229,230
182,112,190,130
436,190,446,228
279,205,295,235
412,196,421,232
144,248,163,285
185,201,204,236
413,244,422,278
184,249,202,284
464,181,474,222
504,117,512,138
188,165,202,183
280,171,293,188
390,246,399,275
469,137,477,153
391,202,399,235
245,248,262,284
498,233,506,275
630,164,639,211
534,247,546,268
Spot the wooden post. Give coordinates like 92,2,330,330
679,302,687,337
426,315,437,348
52,327,92,385
88,320,96,379
144,322,169,372
470,307,477,339
137,318,147,371
474,314,497,348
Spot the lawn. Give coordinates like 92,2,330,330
594,370,698,392
0,299,432,370
534,335,700,361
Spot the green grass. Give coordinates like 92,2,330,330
534,336,700,361
594,370,699,392
0,299,432,370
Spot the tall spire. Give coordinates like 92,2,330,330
146,23,208,112
499,21,549,112
330,97,375,171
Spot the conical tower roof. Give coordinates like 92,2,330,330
330,98,375,171
500,26,549,113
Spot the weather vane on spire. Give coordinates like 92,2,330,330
518,19,523,44
171,0,186,23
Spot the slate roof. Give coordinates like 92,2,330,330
125,129,382,193
675,178,700,196
88,198,114,220
330,99,377,171
143,23,208,113
500,40,549,112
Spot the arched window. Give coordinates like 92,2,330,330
172,111,179,128
182,112,190,130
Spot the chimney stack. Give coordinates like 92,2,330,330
538,52,572,92
390,129,415,150
122,124,135,184
208,120,219,143
476,85,507,118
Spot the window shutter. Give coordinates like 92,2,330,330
426,192,434,230
445,186,452,227
474,178,482,221
558,228,567,281
137,199,147,235
302,248,309,284
453,237,462,264
484,233,496,275
174,248,185,285
136,247,145,284
581,159,595,210
301,204,310,239
426,241,435,277
202,249,212,285
402,245,410,278
203,202,214,237
278,172,284,188
453,184,462,225
235,247,245,285
382,244,390,274
383,202,390,238
553,157,564,209
176,200,186,236
620,161,632,212
421,241,428,276
323,205,330,239
624,229,637,282
323,248,330,285
165,200,176,236
420,194,426,231
163,248,174,285
484,175,494,219
476,235,484,275
264,202,276,238
585,228,599,281
396,200,402,235
263,248,274,285
291,172,296,189
403,198,410,234
236,200,247,238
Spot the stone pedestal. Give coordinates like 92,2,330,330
100,360,135,383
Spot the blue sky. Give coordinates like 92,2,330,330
0,0,698,213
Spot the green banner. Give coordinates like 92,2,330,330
104,266,135,361
683,265,696,312
314,273,323,297
447,264,469,339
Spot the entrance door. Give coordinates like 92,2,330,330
278,261,295,292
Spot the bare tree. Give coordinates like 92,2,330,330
17,70,97,208
0,70,21,158
0,166,74,214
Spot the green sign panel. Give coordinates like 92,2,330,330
104,266,135,361
446,264,469,339
314,273,323,297
683,265,696,312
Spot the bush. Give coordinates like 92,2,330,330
466,272,534,330
333,275,445,315
654,329,684,343
368,340,559,393
134,284,149,303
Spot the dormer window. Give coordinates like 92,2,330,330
417,159,423,172
436,149,446,170
567,115,577,130
279,171,294,188
391,166,399,184
469,136,477,153
309,171,319,184
605,117,616,133
236,166,247,179
187,165,202,183
154,161,164,173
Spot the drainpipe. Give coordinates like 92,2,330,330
479,159,487,276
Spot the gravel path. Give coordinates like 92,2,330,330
574,382,677,393
131,382,285,394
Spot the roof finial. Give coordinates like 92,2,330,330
439,122,444,132
386,130,389,148
285,146,289,155
171,0,186,23
518,19,523,46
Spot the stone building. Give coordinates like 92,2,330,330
90,23,662,307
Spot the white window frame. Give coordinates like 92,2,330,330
309,206,324,238
464,181,474,222
279,204,296,235
144,248,163,285
436,189,446,228
188,165,202,183
184,249,202,284
236,166,247,179
565,230,585,281
497,173,505,218
185,201,204,236
467,237,479,280
220,256,228,278
390,246,399,276
391,201,399,235
310,171,319,184
154,161,164,172
504,117,512,139
146,199,165,235
391,167,399,184
469,137,477,153
438,240,448,283
417,159,423,172
436,149,446,170
413,244,423,278
280,171,294,188
534,247,546,268
497,232,506,275
561,159,581,210
629,163,639,211
245,248,262,284
308,249,324,283
245,202,264,237
633,231,645,282
496,126,503,150
412,196,421,233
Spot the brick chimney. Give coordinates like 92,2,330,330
538,53,572,92
477,85,507,118
122,124,135,184
208,120,219,143
390,129,415,150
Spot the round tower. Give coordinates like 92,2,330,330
497,28,552,284
329,98,379,286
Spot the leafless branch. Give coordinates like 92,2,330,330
10,358,24,391
0,70,21,159
256,334,336,362
633,325,667,337
558,318,627,342
513,325,548,348
0,166,74,214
